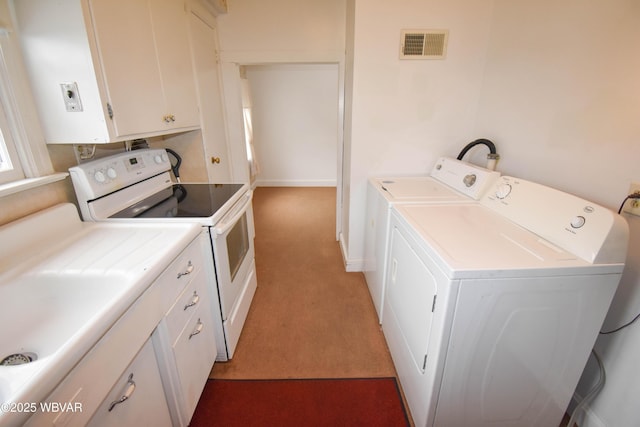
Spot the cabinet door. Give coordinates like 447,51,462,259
190,12,232,182
88,0,166,136
172,299,217,421
87,339,172,427
152,0,200,130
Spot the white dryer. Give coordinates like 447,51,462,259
383,176,629,427
364,157,500,323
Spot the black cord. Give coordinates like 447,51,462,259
601,192,640,334
618,192,640,214
600,312,640,335
618,196,631,214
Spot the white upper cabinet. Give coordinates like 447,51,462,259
14,0,200,144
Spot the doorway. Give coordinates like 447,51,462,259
240,63,343,239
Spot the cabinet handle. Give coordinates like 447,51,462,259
184,291,200,310
162,114,176,123
189,319,204,340
108,374,136,412
211,156,221,164
177,261,194,279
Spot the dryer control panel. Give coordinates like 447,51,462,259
482,176,629,264
430,157,500,200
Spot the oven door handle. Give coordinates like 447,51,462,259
213,191,253,236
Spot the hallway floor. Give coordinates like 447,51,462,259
210,186,396,379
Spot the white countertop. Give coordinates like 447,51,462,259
0,203,201,425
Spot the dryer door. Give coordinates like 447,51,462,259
382,225,440,427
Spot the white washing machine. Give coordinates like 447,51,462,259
382,176,629,427
364,157,500,323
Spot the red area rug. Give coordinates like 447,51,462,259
189,377,410,426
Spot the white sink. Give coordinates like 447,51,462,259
0,273,130,404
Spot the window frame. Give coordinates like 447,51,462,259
0,6,60,195
0,35,26,184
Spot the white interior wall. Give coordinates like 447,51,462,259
246,64,339,187
473,1,640,209
344,0,496,269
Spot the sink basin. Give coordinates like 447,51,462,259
0,273,131,406
0,274,129,362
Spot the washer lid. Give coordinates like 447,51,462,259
376,177,467,202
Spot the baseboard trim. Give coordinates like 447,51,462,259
339,232,364,272
256,179,336,187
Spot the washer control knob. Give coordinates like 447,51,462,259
106,167,117,179
463,174,477,187
154,155,163,164
570,216,586,229
495,183,512,199
94,170,106,183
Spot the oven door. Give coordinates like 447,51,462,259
210,190,256,358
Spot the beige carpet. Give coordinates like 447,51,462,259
210,187,396,379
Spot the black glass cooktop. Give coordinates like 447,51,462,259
110,183,244,219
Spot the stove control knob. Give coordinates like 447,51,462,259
106,167,117,179
495,183,512,199
463,174,477,187
94,170,106,183
570,216,586,229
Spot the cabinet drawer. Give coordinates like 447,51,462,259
86,339,171,427
155,235,206,313
173,300,217,420
165,268,208,344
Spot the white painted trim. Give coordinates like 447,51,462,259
219,50,344,65
255,179,336,187
339,231,363,272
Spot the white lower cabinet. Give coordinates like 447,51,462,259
87,339,171,427
24,233,216,427
153,266,218,426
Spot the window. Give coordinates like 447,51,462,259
0,30,25,184
0,10,59,194
0,93,25,184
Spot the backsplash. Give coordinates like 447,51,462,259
0,179,75,226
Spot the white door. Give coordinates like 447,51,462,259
382,225,438,427
190,11,232,182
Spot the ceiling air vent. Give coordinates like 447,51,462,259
400,30,448,59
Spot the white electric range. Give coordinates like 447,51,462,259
69,148,255,361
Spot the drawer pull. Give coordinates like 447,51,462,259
189,319,204,340
108,374,136,412
177,261,194,279
184,291,200,310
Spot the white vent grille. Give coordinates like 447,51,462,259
400,30,448,59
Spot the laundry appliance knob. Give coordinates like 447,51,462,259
495,183,512,199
